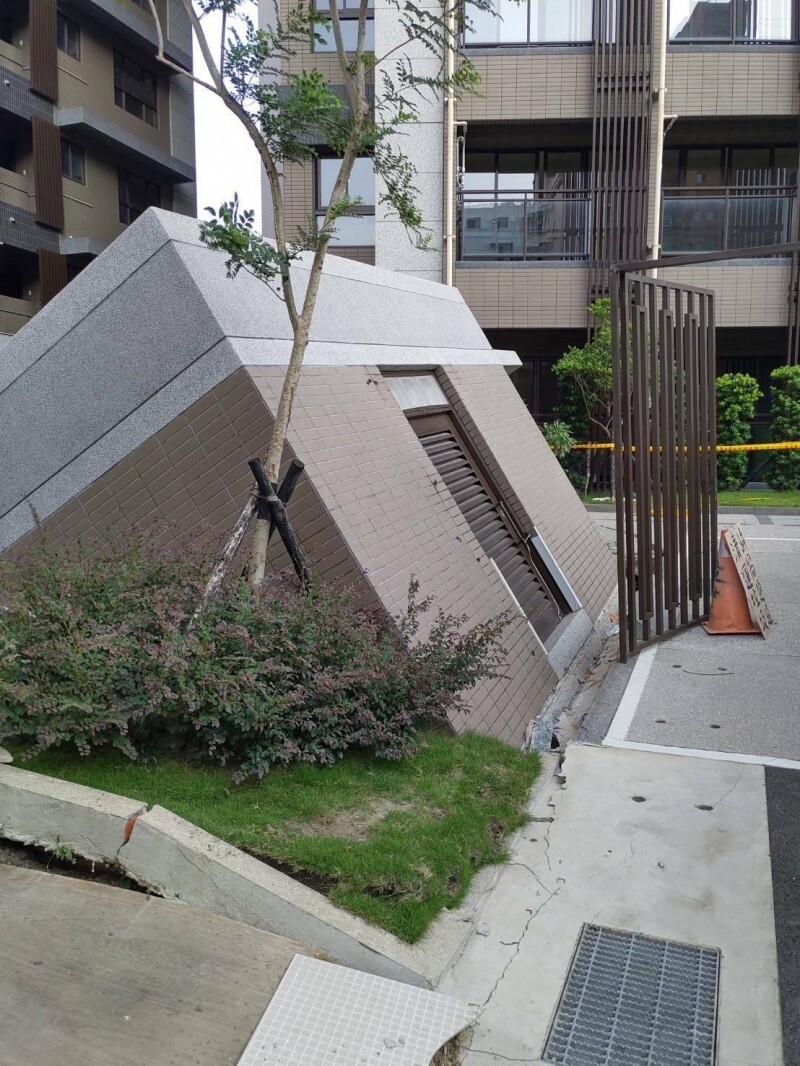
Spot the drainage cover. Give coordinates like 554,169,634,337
542,924,720,1066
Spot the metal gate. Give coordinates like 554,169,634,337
611,270,718,661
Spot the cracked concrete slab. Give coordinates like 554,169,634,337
437,743,782,1066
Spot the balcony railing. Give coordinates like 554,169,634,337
661,187,796,255
458,191,590,262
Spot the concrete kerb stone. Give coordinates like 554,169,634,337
0,764,145,864
0,763,505,989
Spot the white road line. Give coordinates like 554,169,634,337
604,644,658,743
604,737,800,771
744,537,800,542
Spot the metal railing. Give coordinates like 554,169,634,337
661,186,796,255
457,191,591,261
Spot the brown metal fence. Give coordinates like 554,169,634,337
611,270,717,662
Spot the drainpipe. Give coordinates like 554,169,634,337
648,0,670,277
443,5,456,286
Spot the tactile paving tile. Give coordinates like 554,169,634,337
543,924,720,1066
237,954,473,1066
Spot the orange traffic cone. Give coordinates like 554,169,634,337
702,529,760,635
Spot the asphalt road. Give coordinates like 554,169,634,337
767,767,800,1066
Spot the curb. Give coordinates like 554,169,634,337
0,763,505,989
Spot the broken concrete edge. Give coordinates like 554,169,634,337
0,761,540,990
525,589,619,754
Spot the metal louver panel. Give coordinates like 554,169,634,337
30,0,59,102
418,426,561,641
38,249,68,305
32,117,64,230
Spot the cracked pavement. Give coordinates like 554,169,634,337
437,744,782,1066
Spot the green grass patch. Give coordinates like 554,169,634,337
18,731,539,943
583,489,800,509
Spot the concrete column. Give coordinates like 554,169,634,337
373,2,444,282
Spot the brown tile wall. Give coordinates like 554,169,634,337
246,363,561,744
661,262,792,326
665,49,800,116
10,368,367,594
440,365,617,622
455,266,589,329
456,53,594,122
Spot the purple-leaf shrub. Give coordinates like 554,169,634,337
0,529,510,780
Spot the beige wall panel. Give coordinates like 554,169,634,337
56,21,171,155
660,262,791,326
455,267,589,329
665,49,800,116
456,53,594,122
247,363,561,744
62,151,130,249
283,160,315,238
441,365,617,622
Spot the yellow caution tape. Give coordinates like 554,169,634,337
570,441,800,453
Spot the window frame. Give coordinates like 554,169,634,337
668,0,796,44
61,140,86,184
118,166,161,225
113,50,158,128
662,143,799,190
311,0,375,53
462,0,594,49
315,154,376,247
56,11,81,60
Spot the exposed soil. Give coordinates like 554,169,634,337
0,838,149,893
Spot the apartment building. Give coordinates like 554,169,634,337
0,0,195,337
264,0,800,432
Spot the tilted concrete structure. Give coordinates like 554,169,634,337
0,208,616,744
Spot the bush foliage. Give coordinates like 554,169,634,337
0,530,509,780
767,366,800,491
715,373,762,491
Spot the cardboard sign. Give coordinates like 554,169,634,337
723,524,774,635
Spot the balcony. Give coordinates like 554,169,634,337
458,192,590,262
661,187,795,255
0,293,35,335
0,167,32,213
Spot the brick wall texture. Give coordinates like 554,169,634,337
455,267,590,329
13,363,615,746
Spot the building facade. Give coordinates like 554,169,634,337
0,0,195,337
263,0,800,434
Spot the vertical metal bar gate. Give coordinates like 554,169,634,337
611,270,718,662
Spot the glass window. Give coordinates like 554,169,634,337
0,140,15,171
774,146,798,186
118,168,161,225
531,0,592,42
670,0,792,41
730,147,772,186
61,140,85,184
462,152,495,191
662,148,681,187
543,150,586,189
497,152,536,190
57,12,80,59
735,0,792,39
114,51,158,127
313,0,375,52
386,375,449,412
315,213,375,245
684,148,724,188
317,156,374,208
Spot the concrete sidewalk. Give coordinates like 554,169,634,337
438,745,782,1066
435,514,797,1065
0,864,320,1066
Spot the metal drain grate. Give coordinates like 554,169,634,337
543,924,720,1066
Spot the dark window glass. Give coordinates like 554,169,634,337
61,140,85,184
113,51,158,127
684,148,724,188
0,12,13,44
118,168,161,224
662,148,681,187
313,0,375,52
774,146,798,186
0,140,15,171
670,0,792,41
57,12,81,59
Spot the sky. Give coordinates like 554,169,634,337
191,4,262,228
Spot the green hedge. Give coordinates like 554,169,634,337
767,366,800,491
716,373,761,490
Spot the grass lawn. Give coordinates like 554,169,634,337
584,488,800,509
17,731,539,943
